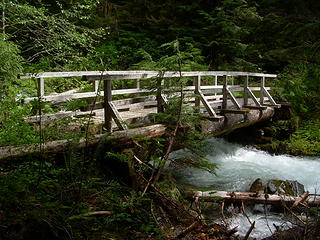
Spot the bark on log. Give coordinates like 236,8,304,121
0,124,166,163
201,107,275,136
191,190,320,207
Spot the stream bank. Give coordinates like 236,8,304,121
172,137,320,239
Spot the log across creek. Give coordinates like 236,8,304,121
0,124,167,164
190,190,320,207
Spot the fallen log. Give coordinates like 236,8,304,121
190,190,320,207
0,124,167,163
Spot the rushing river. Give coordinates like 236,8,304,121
172,138,320,239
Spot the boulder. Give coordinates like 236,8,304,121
267,179,305,196
249,178,265,192
287,180,305,196
250,178,305,197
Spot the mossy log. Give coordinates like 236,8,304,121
190,190,320,207
0,124,166,163
201,107,275,136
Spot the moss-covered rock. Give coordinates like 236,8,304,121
267,179,305,196
249,178,265,192
249,179,305,196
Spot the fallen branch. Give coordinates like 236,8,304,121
282,204,306,225
190,190,320,207
243,221,255,240
79,211,113,217
176,221,199,238
290,192,309,210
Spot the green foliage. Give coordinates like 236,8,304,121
0,38,23,98
198,0,261,70
0,100,38,146
1,0,104,71
285,119,320,155
277,63,320,115
263,119,320,156
0,158,162,239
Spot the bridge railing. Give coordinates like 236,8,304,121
20,70,278,132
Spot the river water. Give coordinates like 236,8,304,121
173,138,320,239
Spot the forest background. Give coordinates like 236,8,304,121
1,0,320,152
1,1,320,239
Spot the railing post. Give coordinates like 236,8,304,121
222,75,228,109
260,76,265,104
214,75,218,97
136,79,140,89
156,78,164,113
244,75,249,106
104,79,112,132
194,75,201,111
37,78,44,97
94,80,99,93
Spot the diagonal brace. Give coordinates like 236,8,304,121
195,89,220,117
106,102,128,130
226,89,241,109
245,87,262,107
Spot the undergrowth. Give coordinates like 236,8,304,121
0,159,162,240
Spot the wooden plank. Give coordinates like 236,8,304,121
160,94,168,106
244,75,248,106
23,86,254,104
227,89,241,109
107,102,128,130
222,76,228,109
117,102,145,111
113,96,155,106
156,78,164,113
198,91,222,119
112,88,152,95
20,70,277,80
260,77,265,104
94,80,99,93
214,75,218,97
23,89,152,103
104,79,112,132
262,86,278,106
205,95,223,101
194,75,223,119
245,87,261,107
182,85,224,91
24,110,95,123
194,76,201,110
37,78,44,97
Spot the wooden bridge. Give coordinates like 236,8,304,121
20,70,279,134
0,70,282,161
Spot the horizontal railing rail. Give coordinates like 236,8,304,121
20,70,277,79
